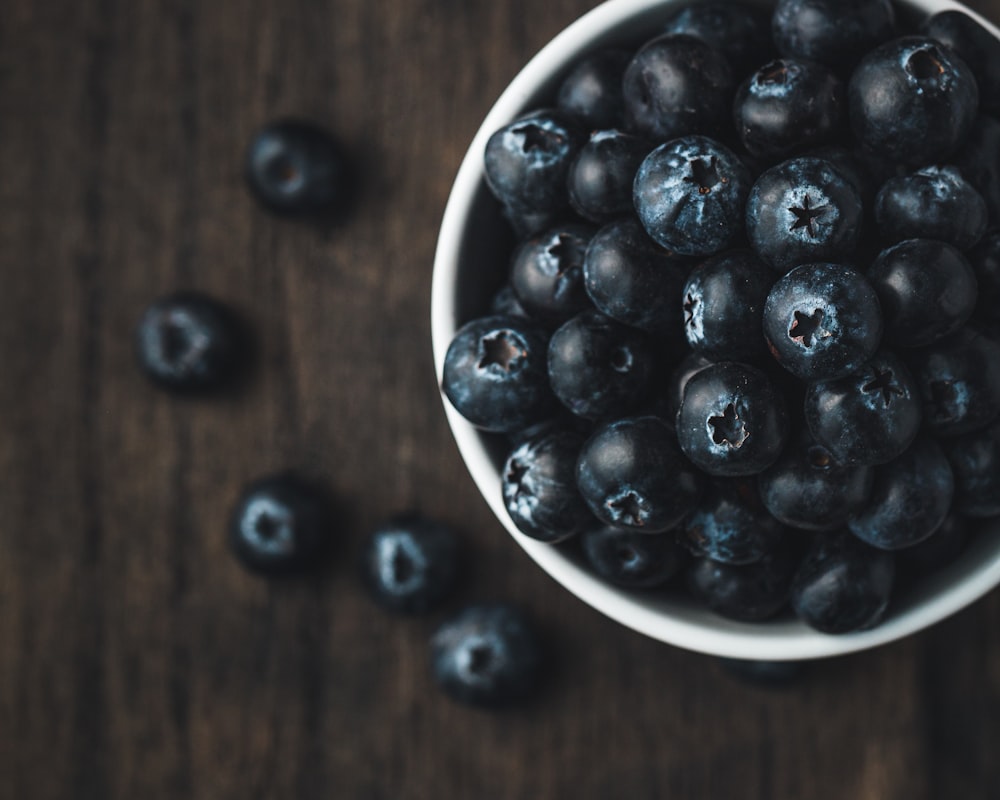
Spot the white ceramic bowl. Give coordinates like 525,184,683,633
432,0,1000,660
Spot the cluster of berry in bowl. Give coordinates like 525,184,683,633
436,0,1000,644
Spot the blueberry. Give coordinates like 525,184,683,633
229,473,332,575
484,109,586,229
899,512,969,571
245,119,352,217
583,218,691,338
772,0,896,71
430,604,543,708
502,430,595,542
682,250,773,360
759,429,875,531
581,526,685,589
687,548,797,622
968,232,1000,339
556,49,631,130
923,10,1000,116
906,327,1000,436
676,361,789,477
682,478,785,565
941,420,1000,518
576,416,702,533
955,115,1000,225
548,310,654,420
489,283,530,319
734,59,845,161
746,158,863,274
804,351,921,466
849,36,979,166
763,263,882,382
875,167,988,251
360,514,460,613
848,437,954,551
568,131,652,224
622,35,734,142
868,239,978,347
790,531,895,634
442,315,556,433
662,2,774,78
634,136,752,257
135,291,246,393
510,224,595,324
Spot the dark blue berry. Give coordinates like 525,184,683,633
763,262,882,382
682,250,773,360
245,119,352,217
923,10,1000,116
484,109,586,229
556,49,631,130
746,158,863,274
906,327,1000,436
804,351,921,466
899,513,969,571
229,473,332,575
875,167,988,251
581,526,685,589
634,136,752,257
848,437,954,550
955,115,1000,225
759,430,875,531
868,239,978,347
576,416,701,533
360,514,460,613
791,531,895,634
734,59,845,160
849,37,979,166
687,548,797,622
682,478,785,565
442,315,556,433
942,420,1000,518
502,430,595,543
510,224,595,324
772,0,896,71
489,283,529,318
568,131,652,224
583,217,690,337
623,35,734,142
135,292,246,394
548,310,654,420
663,2,774,77
430,604,542,709
968,232,1000,339
676,362,789,477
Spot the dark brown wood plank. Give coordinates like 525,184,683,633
2,0,1000,798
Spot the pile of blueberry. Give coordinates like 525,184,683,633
133,121,544,708
442,0,1000,635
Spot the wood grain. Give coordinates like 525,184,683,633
2,0,1000,797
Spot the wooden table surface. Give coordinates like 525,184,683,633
3,0,1000,797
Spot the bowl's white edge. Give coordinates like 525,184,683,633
431,0,1000,661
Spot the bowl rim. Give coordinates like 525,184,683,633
431,0,1000,660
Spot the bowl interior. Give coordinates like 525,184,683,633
432,0,1000,660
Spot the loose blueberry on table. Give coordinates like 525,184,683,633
136,291,246,394
430,604,543,708
229,473,332,575
245,119,352,217
360,514,460,614
441,0,1000,637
